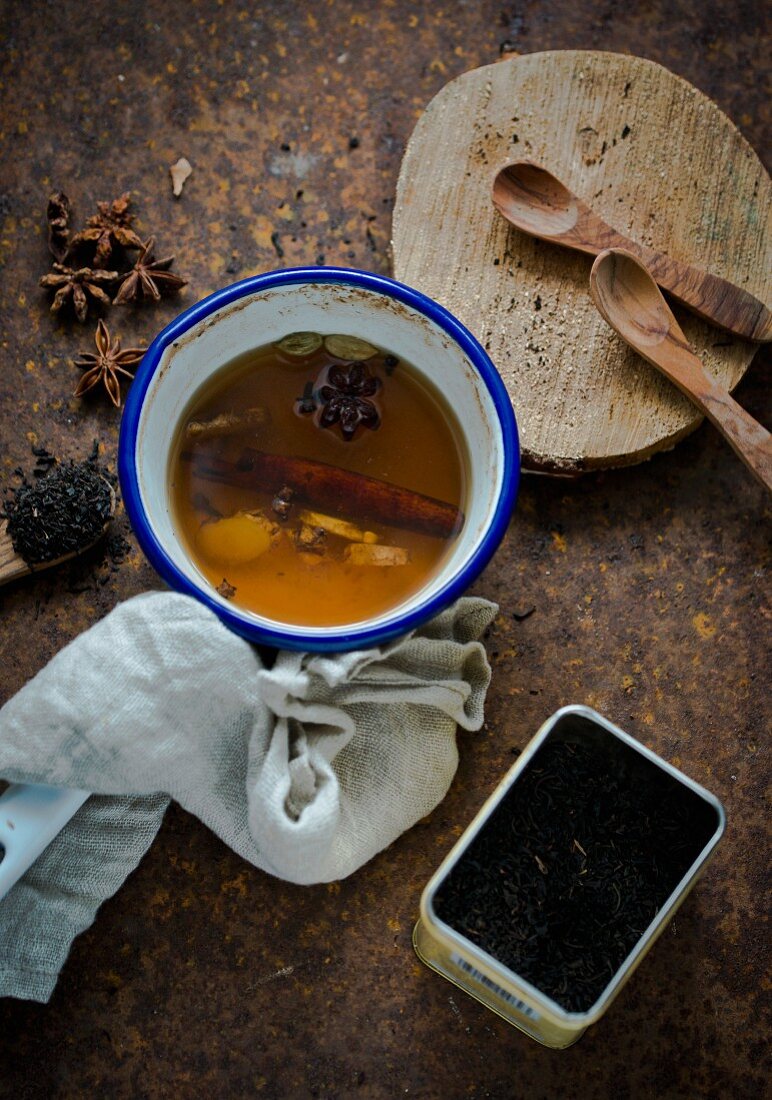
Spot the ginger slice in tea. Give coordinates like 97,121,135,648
343,543,410,567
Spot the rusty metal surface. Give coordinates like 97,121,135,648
0,2,769,1097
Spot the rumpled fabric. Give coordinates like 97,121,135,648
0,590,497,1002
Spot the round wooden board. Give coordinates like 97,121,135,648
392,51,771,474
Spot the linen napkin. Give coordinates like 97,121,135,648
0,590,497,1002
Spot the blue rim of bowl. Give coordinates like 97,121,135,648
119,266,520,652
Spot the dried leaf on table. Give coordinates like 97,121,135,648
170,157,193,197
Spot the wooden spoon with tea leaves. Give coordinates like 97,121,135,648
0,470,115,897
590,248,772,491
492,161,772,343
0,478,116,586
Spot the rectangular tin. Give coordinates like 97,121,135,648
414,705,725,1048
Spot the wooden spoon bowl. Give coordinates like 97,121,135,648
493,161,772,343
589,249,772,491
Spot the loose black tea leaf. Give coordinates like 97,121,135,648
4,459,113,564
434,734,718,1013
31,445,57,477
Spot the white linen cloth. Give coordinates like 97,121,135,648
0,590,496,1002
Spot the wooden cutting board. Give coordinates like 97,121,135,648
392,51,771,474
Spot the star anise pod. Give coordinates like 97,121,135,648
113,236,187,304
318,362,381,440
68,192,143,267
73,319,144,407
39,263,118,322
46,191,72,261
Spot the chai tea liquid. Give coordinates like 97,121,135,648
169,333,468,626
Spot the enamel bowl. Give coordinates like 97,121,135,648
118,267,520,652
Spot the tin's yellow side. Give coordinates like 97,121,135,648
412,919,586,1049
413,706,727,1049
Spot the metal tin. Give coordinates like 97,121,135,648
414,705,726,1048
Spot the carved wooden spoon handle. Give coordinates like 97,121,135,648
660,343,772,490
616,238,772,344
571,210,771,342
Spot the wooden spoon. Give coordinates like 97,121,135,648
492,161,772,343
590,248,772,491
0,482,116,585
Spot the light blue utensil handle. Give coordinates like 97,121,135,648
0,783,89,900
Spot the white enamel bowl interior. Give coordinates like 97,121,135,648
135,280,506,638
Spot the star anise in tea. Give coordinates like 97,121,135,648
69,192,143,267
46,191,72,261
113,237,187,304
39,263,118,322
73,319,144,407
318,362,381,440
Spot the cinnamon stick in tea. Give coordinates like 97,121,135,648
183,447,464,539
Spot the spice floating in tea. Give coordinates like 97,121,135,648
3,458,114,566
170,332,468,627
187,448,463,539
185,407,267,440
216,577,237,600
295,381,316,417
317,362,381,440
433,735,719,1013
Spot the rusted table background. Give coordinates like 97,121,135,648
0,2,769,1097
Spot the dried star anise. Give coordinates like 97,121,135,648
113,236,187,304
39,263,118,322
69,192,143,267
318,362,381,440
46,191,72,261
73,319,144,407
